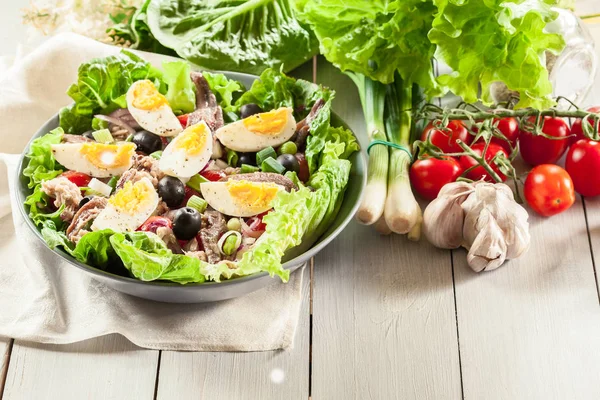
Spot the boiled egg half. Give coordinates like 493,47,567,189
126,80,182,137
200,180,284,217
215,107,296,152
159,121,213,179
91,178,159,232
51,142,136,178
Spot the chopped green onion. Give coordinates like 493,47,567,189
187,195,207,213
256,146,277,165
218,231,242,256
240,164,260,174
107,176,119,191
278,141,297,155
92,117,109,131
186,173,209,191
261,158,286,174
92,129,114,144
125,134,134,142
88,178,113,197
150,151,162,160
226,218,241,232
227,149,239,167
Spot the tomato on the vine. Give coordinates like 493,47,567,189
524,164,575,217
519,116,570,166
61,171,92,187
570,106,600,143
410,157,463,200
421,120,472,154
459,142,507,182
490,117,519,152
565,139,600,197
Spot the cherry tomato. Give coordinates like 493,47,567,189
201,170,227,182
138,216,173,233
295,153,310,182
565,139,600,197
246,212,268,232
459,142,508,182
421,120,472,154
61,171,92,187
409,157,463,200
490,117,519,152
177,114,189,128
570,106,600,143
181,186,201,208
524,164,575,217
160,136,169,147
519,116,570,166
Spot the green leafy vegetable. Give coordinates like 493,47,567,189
162,60,196,114
202,71,244,113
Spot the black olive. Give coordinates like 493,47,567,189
237,152,256,167
78,195,94,208
277,154,300,173
240,103,263,119
82,131,95,141
132,130,163,155
173,207,202,240
158,176,186,207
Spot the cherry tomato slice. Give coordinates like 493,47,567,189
138,216,173,233
459,142,508,182
524,164,575,217
519,116,570,166
421,120,472,154
410,157,463,200
177,114,189,128
565,139,600,197
201,170,227,182
61,171,92,187
570,106,600,144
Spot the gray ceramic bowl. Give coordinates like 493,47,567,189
15,71,366,303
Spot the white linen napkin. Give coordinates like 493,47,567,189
0,33,305,351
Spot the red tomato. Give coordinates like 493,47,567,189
295,153,310,182
570,106,600,143
421,120,472,154
524,164,575,217
409,157,463,200
201,170,227,182
519,116,570,166
177,114,189,128
61,171,92,187
565,139,600,197
138,216,173,233
490,117,519,152
459,142,508,182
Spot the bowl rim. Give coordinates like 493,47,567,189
15,73,367,290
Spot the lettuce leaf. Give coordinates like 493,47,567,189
162,60,196,114
202,71,244,114
429,0,564,108
142,0,318,76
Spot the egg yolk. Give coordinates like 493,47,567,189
226,180,280,209
242,108,289,135
175,123,208,155
131,80,168,111
108,180,154,215
79,143,136,169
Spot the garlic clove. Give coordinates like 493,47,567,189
466,208,507,272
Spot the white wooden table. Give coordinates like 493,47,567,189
3,4,600,400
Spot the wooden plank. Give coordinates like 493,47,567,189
156,269,310,400
0,338,12,397
310,58,462,400
454,198,600,400
2,335,158,400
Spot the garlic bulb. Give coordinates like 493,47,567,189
423,181,530,272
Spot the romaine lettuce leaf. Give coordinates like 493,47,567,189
162,60,196,114
202,71,244,114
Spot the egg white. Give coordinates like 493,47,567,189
91,178,159,232
200,180,284,217
51,142,136,178
126,80,183,137
159,121,213,179
215,107,296,152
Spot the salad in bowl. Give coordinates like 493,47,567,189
21,50,361,287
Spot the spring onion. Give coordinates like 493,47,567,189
186,173,209,191
227,149,238,167
241,164,260,174
150,151,162,160
92,129,114,144
261,158,286,174
218,231,242,256
86,178,112,197
256,146,277,165
107,176,119,191
187,195,208,213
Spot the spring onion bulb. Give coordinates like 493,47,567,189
374,214,392,235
